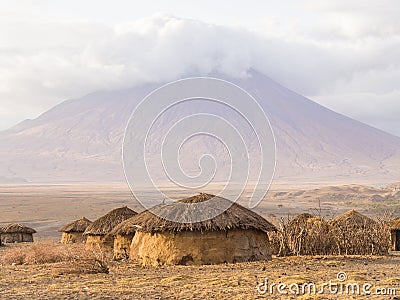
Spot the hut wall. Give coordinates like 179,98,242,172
392,230,400,251
85,235,113,251
61,232,86,244
113,234,135,260
22,233,34,242
130,229,271,266
1,233,19,243
1,233,33,243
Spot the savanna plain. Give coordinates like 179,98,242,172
0,183,399,299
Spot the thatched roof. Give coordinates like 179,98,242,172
0,223,36,234
84,206,137,236
112,193,276,235
110,216,139,236
329,210,376,228
58,217,92,233
390,217,400,231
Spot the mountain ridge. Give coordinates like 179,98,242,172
1,71,399,184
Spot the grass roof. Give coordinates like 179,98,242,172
111,193,276,235
0,223,36,234
391,217,400,231
84,206,137,236
58,217,92,233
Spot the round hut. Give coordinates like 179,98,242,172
329,209,379,255
58,217,92,244
0,224,36,243
110,217,138,260
390,217,400,251
84,206,137,250
129,193,277,266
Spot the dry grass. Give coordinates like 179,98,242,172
0,241,112,274
0,241,74,265
0,251,399,299
270,214,391,256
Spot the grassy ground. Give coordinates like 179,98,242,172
0,244,399,299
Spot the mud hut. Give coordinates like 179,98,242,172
129,193,276,266
110,217,138,260
58,217,92,244
329,210,380,255
0,224,36,243
390,217,400,251
84,206,137,250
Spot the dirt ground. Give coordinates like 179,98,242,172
0,243,399,300
0,183,399,299
1,183,398,240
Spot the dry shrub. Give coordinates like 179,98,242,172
0,241,72,265
0,241,111,274
60,244,112,274
269,218,291,257
271,214,391,256
269,230,282,256
330,218,390,255
1,246,26,265
292,217,335,256
272,215,335,256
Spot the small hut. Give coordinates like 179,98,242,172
0,224,36,243
58,217,92,244
329,210,381,255
390,217,400,251
110,217,138,260
84,206,137,250
129,193,276,266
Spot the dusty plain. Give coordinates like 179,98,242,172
0,244,399,299
0,183,399,299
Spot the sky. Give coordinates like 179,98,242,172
0,0,399,136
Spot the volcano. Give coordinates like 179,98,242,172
1,71,399,184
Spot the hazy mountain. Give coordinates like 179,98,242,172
1,71,400,184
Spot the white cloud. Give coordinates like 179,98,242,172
0,8,399,136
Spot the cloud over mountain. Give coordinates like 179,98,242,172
1,9,400,135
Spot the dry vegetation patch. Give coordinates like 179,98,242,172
0,241,112,275
0,251,399,299
270,212,391,257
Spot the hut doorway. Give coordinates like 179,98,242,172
396,231,400,251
